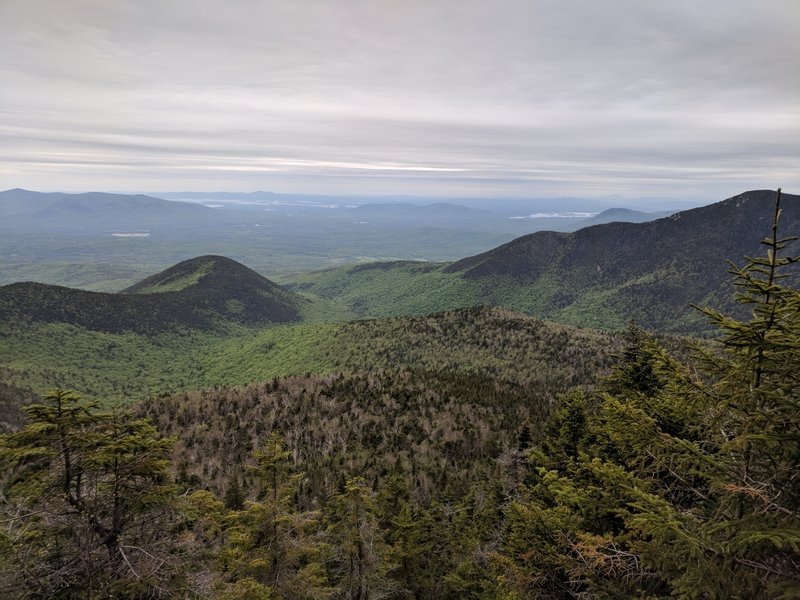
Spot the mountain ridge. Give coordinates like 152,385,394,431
288,189,799,332
0,188,216,232
2,189,796,335
448,190,797,278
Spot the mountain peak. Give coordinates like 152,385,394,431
122,255,260,295
0,256,302,334
121,255,302,326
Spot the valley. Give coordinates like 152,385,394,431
1,188,798,598
2,189,797,411
0,188,683,291
3,1,797,595
0,306,628,420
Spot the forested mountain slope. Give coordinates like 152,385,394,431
0,306,627,414
288,190,799,331
0,255,302,333
137,368,547,504
2,192,797,599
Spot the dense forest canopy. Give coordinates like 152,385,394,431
0,191,798,598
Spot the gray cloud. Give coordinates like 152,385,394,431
0,0,798,200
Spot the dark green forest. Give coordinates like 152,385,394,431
284,190,800,332
1,192,799,598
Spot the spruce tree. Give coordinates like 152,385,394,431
323,477,397,599
224,475,246,511
670,188,800,595
497,189,800,598
0,389,180,598
220,431,328,598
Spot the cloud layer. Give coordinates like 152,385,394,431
1,0,798,199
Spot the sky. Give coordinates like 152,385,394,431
1,0,798,201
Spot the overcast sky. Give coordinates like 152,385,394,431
1,0,798,200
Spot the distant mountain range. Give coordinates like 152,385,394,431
576,207,674,227
0,188,671,235
1,187,683,295
0,188,217,232
2,189,796,336
1,187,795,422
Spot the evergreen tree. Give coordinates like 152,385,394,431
498,190,800,598
656,188,800,596
603,320,664,398
323,477,397,599
0,389,180,598
225,475,246,511
220,431,328,599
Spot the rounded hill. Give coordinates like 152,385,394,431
0,256,302,334
122,255,302,325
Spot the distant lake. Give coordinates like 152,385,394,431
509,211,596,219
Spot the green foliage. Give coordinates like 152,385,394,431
603,321,665,397
130,257,214,293
225,476,246,511
0,389,181,598
0,322,223,405
497,190,800,598
2,190,798,598
676,191,800,596
0,259,156,292
285,261,480,320
0,306,627,410
0,256,301,335
323,477,397,599
218,432,329,599
286,190,800,333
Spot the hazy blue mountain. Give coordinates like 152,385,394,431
0,187,770,300
0,191,586,288
574,207,674,226
0,188,218,232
